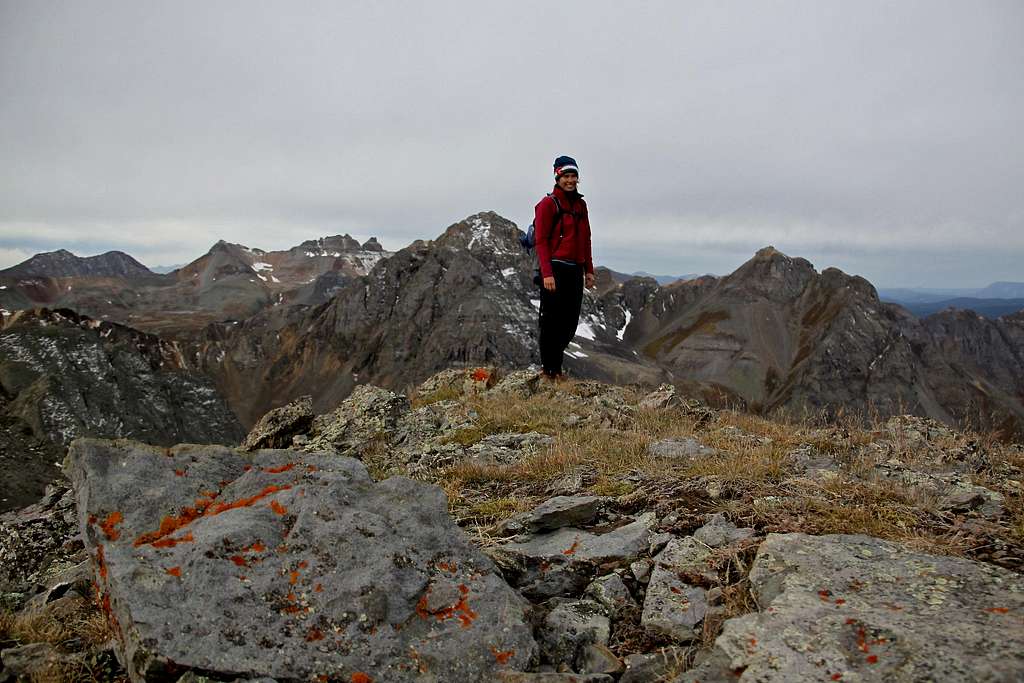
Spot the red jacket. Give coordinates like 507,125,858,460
534,186,594,279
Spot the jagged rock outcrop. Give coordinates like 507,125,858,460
67,438,538,682
679,533,1024,682
0,309,244,453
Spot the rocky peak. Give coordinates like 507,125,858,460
719,246,818,302
295,234,363,255
437,212,523,257
0,249,154,280
361,237,384,252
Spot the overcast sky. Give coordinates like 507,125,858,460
2,1,1022,287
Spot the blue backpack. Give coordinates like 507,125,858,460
519,194,564,253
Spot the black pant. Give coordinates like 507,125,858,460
538,261,584,375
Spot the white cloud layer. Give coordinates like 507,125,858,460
1,1,1022,286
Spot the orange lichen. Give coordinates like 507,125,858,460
490,646,514,664
133,485,290,547
831,674,842,681
289,571,300,585
210,484,291,515
88,514,98,525
174,469,186,477
415,584,477,628
562,539,580,556
314,583,323,593
96,545,108,580
856,628,869,653
866,655,878,664
243,465,253,472
305,627,325,642
286,592,297,602
834,598,846,606
985,607,1010,614
151,532,194,548
306,465,318,473
436,561,457,572
99,511,123,541
471,368,491,382
248,542,266,552
166,566,182,577
351,673,373,683
298,560,308,569
230,555,248,567
264,463,295,474
818,589,832,602
270,499,288,515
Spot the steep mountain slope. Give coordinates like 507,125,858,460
3,214,1021,439
630,248,1024,435
0,309,244,450
189,213,668,424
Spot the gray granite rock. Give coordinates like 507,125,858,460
67,438,537,682
678,533,1024,682
466,432,555,465
620,648,689,683
537,599,610,667
303,384,411,456
584,573,636,618
692,513,755,548
1,642,82,679
638,385,681,410
488,514,656,599
497,673,613,683
500,496,605,536
241,395,314,451
641,538,713,642
575,643,624,676
0,483,80,611
647,437,716,460
630,558,653,585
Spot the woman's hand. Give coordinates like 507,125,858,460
585,273,596,289
543,276,556,291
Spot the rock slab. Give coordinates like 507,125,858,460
679,533,1024,682
67,438,537,682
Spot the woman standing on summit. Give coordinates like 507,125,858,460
534,155,596,380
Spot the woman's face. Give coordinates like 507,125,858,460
557,172,579,192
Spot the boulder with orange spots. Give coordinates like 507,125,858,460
676,533,1024,682
67,438,538,682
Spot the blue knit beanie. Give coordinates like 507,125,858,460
553,155,579,178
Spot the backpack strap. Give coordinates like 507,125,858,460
546,193,566,255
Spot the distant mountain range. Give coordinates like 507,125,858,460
879,282,1024,318
2,214,1023,451
0,235,390,337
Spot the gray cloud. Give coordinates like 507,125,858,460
1,0,1022,285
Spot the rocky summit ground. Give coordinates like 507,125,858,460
2,367,1024,681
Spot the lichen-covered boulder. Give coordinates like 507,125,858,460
488,514,656,600
67,438,537,682
302,384,411,455
678,533,1024,682
241,395,314,450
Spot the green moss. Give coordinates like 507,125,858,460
590,478,635,497
412,386,463,407
441,427,490,447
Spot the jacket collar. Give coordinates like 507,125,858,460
552,185,583,202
